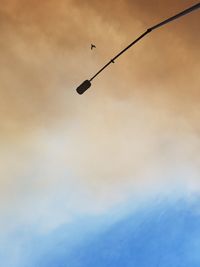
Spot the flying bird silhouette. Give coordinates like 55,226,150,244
91,44,96,50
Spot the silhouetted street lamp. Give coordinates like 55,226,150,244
76,3,200,95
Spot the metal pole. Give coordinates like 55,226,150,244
76,3,200,94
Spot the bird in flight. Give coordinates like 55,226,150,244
91,44,96,50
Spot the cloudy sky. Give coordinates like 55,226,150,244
0,1,200,266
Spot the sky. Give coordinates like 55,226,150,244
0,1,200,266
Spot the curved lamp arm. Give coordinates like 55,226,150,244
76,3,200,95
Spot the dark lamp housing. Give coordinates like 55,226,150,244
76,80,91,95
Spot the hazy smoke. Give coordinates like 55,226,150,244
0,0,199,232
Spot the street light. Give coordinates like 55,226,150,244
76,3,200,95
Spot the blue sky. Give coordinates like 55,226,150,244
2,196,200,267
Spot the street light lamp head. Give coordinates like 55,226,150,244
76,80,91,95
